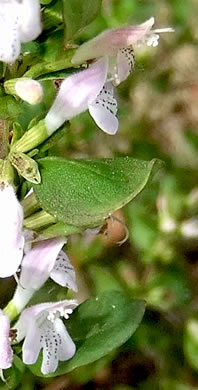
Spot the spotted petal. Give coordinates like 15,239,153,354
50,250,78,292
41,318,75,375
89,82,118,135
115,47,135,85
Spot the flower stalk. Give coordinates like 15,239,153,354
21,191,40,218
11,120,49,154
24,210,56,231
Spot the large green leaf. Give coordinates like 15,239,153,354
62,0,102,41
33,156,162,227
30,291,145,377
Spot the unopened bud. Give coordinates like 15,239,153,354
5,78,43,105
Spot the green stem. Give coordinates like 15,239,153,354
4,300,18,322
21,191,40,218
11,119,49,153
24,210,56,231
0,120,9,159
24,50,75,79
40,221,83,238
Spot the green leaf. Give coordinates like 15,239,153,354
62,0,102,41
33,156,162,227
40,0,53,4
0,96,22,120
30,291,145,377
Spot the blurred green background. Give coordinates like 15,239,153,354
3,0,198,388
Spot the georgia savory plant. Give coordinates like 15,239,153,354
0,0,173,382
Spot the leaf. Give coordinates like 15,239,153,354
30,291,145,377
33,156,162,227
62,0,102,41
0,96,22,120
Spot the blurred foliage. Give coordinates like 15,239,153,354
2,0,198,388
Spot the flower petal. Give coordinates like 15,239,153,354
55,318,76,361
0,5,21,63
20,238,66,290
72,17,154,64
40,318,76,374
50,250,78,292
0,310,13,369
18,0,42,43
45,57,108,135
40,321,59,375
115,47,135,85
22,321,41,365
0,185,24,278
89,82,118,135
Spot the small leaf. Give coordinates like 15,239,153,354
33,156,162,227
62,0,102,41
30,291,145,377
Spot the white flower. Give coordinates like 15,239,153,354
15,300,78,375
45,57,118,136
0,310,13,370
72,17,174,85
0,0,41,63
12,237,78,313
0,184,24,278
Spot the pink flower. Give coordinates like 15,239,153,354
45,57,118,135
72,17,174,84
0,310,13,370
12,237,78,313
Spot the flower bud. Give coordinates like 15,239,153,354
5,78,43,105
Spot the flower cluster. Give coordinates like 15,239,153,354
0,230,78,375
0,4,174,376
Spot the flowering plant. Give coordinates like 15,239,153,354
0,0,175,387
